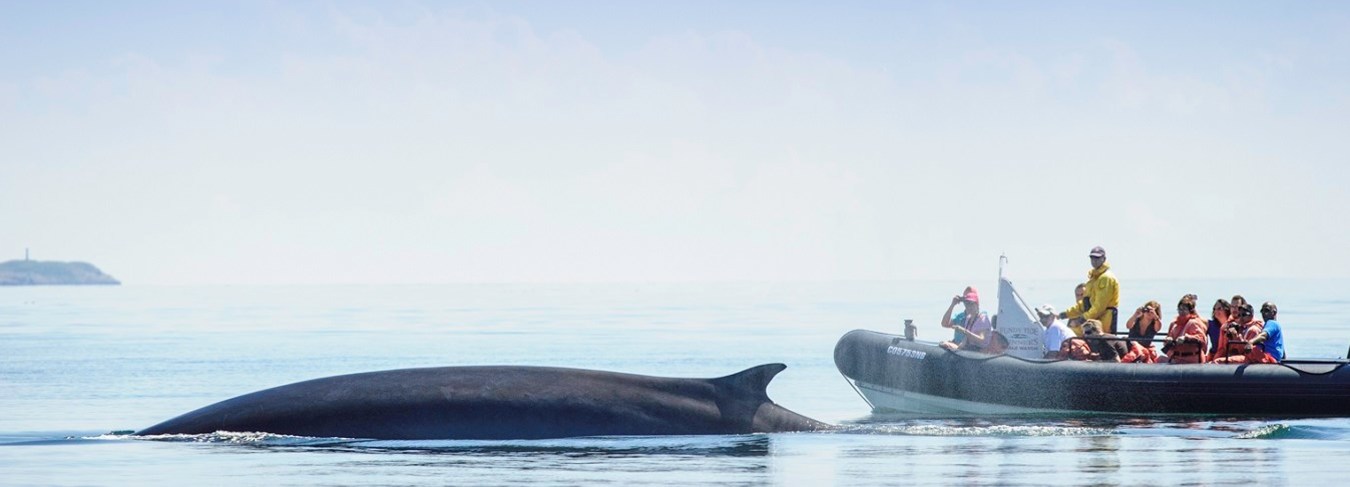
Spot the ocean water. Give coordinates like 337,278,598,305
2,279,1349,485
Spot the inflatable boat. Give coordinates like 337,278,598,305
834,329,1350,416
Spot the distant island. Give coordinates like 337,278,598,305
0,259,121,286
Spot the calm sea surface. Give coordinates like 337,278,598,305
3,279,1349,485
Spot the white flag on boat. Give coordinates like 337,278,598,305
997,256,1045,359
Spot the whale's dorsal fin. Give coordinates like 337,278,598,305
709,363,786,397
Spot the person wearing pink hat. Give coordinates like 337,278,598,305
940,286,994,351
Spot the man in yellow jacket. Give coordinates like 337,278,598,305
1059,246,1121,334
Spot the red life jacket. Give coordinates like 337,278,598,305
1122,341,1158,363
1213,318,1264,362
1165,314,1208,364
1213,321,1277,364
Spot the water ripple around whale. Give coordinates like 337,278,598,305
123,431,776,456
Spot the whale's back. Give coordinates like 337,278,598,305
135,365,824,439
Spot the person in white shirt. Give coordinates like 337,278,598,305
1036,304,1074,359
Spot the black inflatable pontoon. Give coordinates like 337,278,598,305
835,329,1350,416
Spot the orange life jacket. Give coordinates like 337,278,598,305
1212,321,1276,364
1164,314,1208,364
1213,318,1264,362
1121,341,1158,363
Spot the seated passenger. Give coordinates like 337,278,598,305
939,286,993,352
1162,297,1208,364
1059,336,1092,361
1061,320,1126,362
1205,299,1232,356
1255,302,1286,362
1121,339,1159,363
1125,300,1163,348
983,330,1010,355
1086,319,1127,362
1212,302,1264,363
1228,295,1250,327
941,328,1010,355
1231,294,1247,317
1123,339,1155,361
1036,304,1075,359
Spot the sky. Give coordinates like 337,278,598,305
3,1,1349,285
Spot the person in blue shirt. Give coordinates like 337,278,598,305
1255,302,1286,362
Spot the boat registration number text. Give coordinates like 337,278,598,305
886,346,927,360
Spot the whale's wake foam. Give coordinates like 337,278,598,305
124,431,777,456
833,423,1113,437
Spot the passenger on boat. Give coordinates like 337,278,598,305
942,329,1009,354
1162,298,1208,364
1067,283,1089,336
1213,303,1264,362
1213,303,1275,364
984,330,1010,355
1061,320,1126,362
1036,304,1075,359
1058,246,1120,334
1230,295,1250,324
939,286,993,351
1227,295,1256,346
1257,302,1286,362
1086,320,1127,362
1125,300,1162,347
1205,298,1232,356
1120,337,1159,363
1059,334,1091,360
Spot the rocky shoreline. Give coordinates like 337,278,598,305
0,260,121,285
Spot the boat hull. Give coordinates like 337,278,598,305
835,329,1350,416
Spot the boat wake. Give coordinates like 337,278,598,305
1234,423,1350,440
833,423,1112,437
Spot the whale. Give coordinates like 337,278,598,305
134,363,827,440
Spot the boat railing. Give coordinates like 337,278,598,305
1092,334,1161,344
